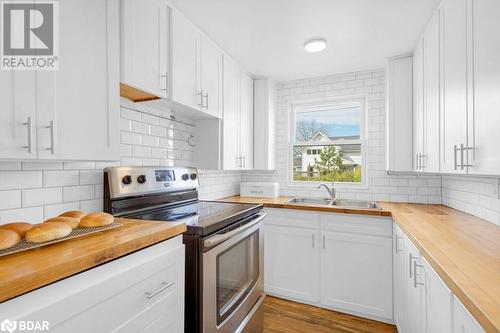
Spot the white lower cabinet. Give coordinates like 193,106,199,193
264,208,393,322
264,225,320,302
393,223,485,333
0,236,184,333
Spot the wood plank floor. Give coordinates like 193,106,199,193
242,296,398,333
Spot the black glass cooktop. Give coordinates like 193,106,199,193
126,201,262,236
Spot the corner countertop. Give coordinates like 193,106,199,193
0,218,186,303
220,196,500,333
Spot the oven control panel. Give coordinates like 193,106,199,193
105,166,199,199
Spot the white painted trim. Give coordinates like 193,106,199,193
285,95,369,190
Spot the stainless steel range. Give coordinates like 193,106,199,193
104,166,265,333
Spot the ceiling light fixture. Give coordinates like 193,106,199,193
304,38,327,53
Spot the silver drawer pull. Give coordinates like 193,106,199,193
145,281,174,299
22,116,33,153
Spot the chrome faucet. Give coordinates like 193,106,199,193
317,182,336,200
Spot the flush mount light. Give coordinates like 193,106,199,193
304,38,327,53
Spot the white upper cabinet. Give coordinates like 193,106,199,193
171,9,199,112
1,0,119,161
222,56,241,170
121,0,170,99
200,37,223,118
386,55,413,173
468,0,500,174
413,39,425,172
440,0,468,174
36,0,119,161
222,56,254,170
253,78,276,170
239,71,254,170
0,71,37,160
423,11,440,173
171,9,223,119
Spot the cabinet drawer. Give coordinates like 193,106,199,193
0,236,184,333
264,208,320,229
320,213,392,237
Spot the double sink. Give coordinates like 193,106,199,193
288,197,379,209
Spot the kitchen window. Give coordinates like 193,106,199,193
290,98,366,185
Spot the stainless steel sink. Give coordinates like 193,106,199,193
287,197,379,209
287,197,334,205
330,199,379,209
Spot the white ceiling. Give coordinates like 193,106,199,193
169,0,440,82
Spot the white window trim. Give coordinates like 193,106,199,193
286,95,369,190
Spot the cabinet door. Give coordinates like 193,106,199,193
423,257,452,333
321,231,393,320
171,9,200,111
393,224,408,332
264,225,320,303
0,71,37,159
222,56,241,170
452,296,485,333
423,12,440,173
469,0,500,174
405,238,426,333
200,36,222,118
36,0,119,161
121,0,170,99
440,0,468,173
240,72,254,170
413,38,425,172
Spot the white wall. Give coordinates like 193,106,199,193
0,100,240,224
243,69,442,203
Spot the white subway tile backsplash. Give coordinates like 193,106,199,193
22,188,62,207
22,162,63,170
0,171,42,190
0,207,43,224
63,185,95,202
44,202,80,220
79,170,103,185
44,171,79,187
0,190,21,210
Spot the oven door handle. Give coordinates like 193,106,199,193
203,212,266,249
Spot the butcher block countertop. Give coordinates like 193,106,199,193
221,196,500,333
0,218,186,303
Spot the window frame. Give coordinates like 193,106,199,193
287,96,368,189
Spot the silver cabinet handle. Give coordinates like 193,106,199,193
460,143,465,170
312,233,315,248
160,72,168,92
416,153,419,170
461,144,473,169
454,145,460,170
420,154,427,170
46,120,55,154
205,93,209,109
395,235,403,253
145,281,175,299
322,235,326,250
242,156,246,169
413,260,424,288
22,117,33,153
197,90,204,107
409,253,417,278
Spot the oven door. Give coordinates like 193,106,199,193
202,213,265,333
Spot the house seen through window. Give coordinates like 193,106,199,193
292,100,364,183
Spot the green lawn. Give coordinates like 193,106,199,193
293,168,361,183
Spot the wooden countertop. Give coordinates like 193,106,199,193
0,218,186,303
220,195,392,216
220,196,500,333
379,202,500,333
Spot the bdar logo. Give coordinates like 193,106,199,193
0,319,17,333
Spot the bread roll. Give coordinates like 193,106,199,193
79,212,114,228
0,222,33,237
25,222,72,243
59,210,85,220
44,216,80,229
0,229,21,250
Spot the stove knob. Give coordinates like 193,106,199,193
190,173,197,180
182,174,189,181
137,175,147,184
122,175,132,185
